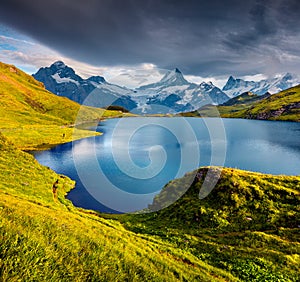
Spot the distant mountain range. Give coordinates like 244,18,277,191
181,84,300,122
33,61,300,114
132,68,229,113
33,61,138,111
222,73,299,97
33,62,229,113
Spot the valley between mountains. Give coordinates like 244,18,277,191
0,61,299,281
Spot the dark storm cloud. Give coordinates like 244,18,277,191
223,0,276,50
0,0,300,76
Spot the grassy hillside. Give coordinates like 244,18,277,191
116,167,300,282
181,85,300,122
1,130,299,281
241,86,300,121
222,92,271,106
0,62,126,150
0,133,238,281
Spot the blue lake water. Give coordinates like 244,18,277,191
32,117,300,213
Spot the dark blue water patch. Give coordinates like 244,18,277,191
31,117,300,213
32,140,119,213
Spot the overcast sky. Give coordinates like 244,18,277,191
0,0,300,87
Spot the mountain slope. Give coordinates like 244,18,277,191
218,84,300,121
0,62,122,149
223,73,299,97
181,84,300,122
34,63,230,114
33,61,137,110
133,68,230,114
242,85,300,121
221,92,271,106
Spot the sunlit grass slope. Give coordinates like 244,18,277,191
2,144,299,281
181,85,300,122
0,133,237,281
241,85,300,121
117,167,300,282
1,125,299,281
0,61,125,150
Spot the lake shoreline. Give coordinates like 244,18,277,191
24,115,300,152
31,117,300,213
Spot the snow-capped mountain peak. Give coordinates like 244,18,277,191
222,73,300,98
87,75,106,84
132,68,229,113
137,68,190,92
35,61,300,114
51,61,66,69
47,60,82,83
33,62,137,110
282,72,293,80
222,75,237,91
199,81,214,89
157,68,188,85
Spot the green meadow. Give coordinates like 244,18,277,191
0,62,300,281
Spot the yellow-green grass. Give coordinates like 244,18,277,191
0,133,237,281
1,129,300,281
241,85,300,121
1,125,100,151
0,61,128,150
113,167,300,281
0,196,238,281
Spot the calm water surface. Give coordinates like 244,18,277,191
32,118,300,213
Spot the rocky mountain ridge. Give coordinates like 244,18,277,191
33,61,299,114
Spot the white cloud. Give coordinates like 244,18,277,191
241,74,267,81
0,29,169,88
0,34,36,46
0,45,168,88
1,24,285,90
105,65,166,88
0,26,167,87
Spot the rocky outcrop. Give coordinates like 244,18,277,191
246,101,300,120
